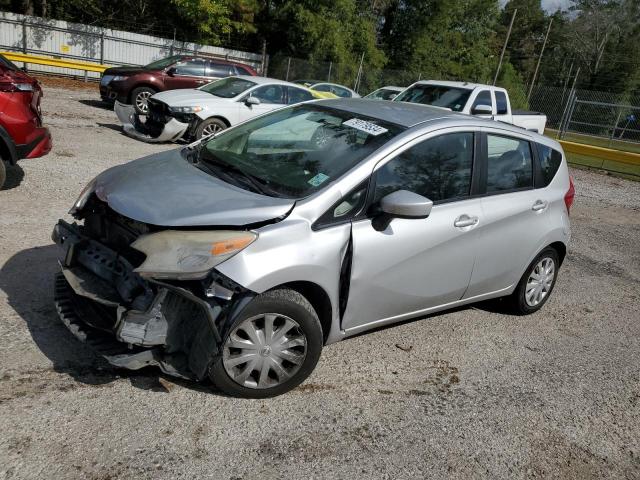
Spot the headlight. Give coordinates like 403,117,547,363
69,177,97,215
169,106,203,114
112,76,127,81
14,83,35,91
131,230,257,280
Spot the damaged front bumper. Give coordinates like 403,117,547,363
52,220,243,380
114,100,189,143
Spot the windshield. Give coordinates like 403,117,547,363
145,55,182,70
200,77,256,98
198,104,405,198
365,88,400,100
394,84,472,112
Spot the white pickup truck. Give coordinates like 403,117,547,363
394,80,547,134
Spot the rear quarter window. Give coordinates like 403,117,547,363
536,144,563,187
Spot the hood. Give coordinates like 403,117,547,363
151,89,232,107
94,149,294,227
103,66,152,76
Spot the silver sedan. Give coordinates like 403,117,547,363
53,99,573,397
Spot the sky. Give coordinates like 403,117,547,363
499,0,574,13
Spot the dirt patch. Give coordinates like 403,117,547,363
34,74,99,91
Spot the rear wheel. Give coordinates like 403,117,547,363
508,247,559,314
195,118,227,139
0,160,6,190
209,289,323,398
131,86,156,115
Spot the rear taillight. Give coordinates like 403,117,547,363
564,176,575,214
0,80,35,92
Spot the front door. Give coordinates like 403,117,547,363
238,84,287,122
341,131,482,333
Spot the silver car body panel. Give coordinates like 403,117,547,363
93,149,295,227
216,105,570,343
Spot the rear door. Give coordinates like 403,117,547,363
341,130,483,333
164,58,208,89
464,129,551,298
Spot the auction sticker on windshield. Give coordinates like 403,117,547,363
308,173,329,186
343,118,388,136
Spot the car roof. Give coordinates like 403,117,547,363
233,75,311,88
411,80,506,92
315,98,464,127
313,98,560,148
376,86,404,92
176,54,253,68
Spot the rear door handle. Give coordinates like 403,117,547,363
532,200,548,212
454,214,479,228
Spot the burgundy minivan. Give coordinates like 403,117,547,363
100,55,258,114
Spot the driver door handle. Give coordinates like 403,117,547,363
532,200,548,211
454,214,479,228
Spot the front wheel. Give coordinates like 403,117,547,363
509,247,560,314
209,289,323,398
131,86,156,115
195,118,227,139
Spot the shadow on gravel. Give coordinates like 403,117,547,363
96,122,125,133
1,164,24,190
78,99,113,111
0,245,209,394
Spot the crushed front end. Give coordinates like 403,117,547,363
114,98,190,143
52,198,254,380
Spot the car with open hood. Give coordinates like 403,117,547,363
115,76,326,143
53,99,573,398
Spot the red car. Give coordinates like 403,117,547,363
0,54,52,189
100,55,258,114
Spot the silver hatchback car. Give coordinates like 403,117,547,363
53,99,573,397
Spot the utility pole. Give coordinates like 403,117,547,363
493,8,517,86
527,18,553,101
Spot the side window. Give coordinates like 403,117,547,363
472,90,492,110
287,86,314,104
486,134,533,193
374,132,474,203
332,86,352,98
312,84,332,92
495,91,508,115
207,61,234,77
251,85,285,104
536,143,563,187
173,59,206,76
315,183,368,228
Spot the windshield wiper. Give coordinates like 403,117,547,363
198,150,282,197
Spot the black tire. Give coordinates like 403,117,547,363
195,117,227,139
0,160,6,190
131,86,156,115
508,247,560,315
209,288,323,398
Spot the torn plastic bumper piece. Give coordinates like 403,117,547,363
52,220,223,380
114,100,188,143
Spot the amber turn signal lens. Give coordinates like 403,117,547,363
211,236,254,256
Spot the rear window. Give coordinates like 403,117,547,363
495,91,508,115
536,144,563,187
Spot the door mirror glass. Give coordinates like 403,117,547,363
471,104,492,115
166,67,176,76
380,190,433,218
245,96,260,106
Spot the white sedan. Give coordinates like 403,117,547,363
114,76,322,143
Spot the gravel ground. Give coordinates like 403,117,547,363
1,86,639,480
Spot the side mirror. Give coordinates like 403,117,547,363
245,96,260,106
471,104,492,115
380,190,433,219
166,67,176,76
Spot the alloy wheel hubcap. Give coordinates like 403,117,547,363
136,91,152,113
201,123,223,138
222,313,307,389
525,257,555,307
